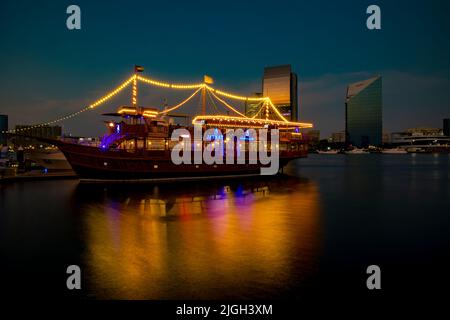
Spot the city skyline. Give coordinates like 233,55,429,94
0,0,449,137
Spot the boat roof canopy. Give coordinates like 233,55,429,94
102,106,160,118
192,115,313,130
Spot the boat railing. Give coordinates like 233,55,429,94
61,136,307,154
115,138,307,153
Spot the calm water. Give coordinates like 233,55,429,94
0,154,449,300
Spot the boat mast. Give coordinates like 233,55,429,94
132,68,138,108
202,75,214,115
132,65,142,152
201,82,206,115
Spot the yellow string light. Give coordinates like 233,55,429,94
192,115,313,128
89,76,135,109
5,76,135,134
137,75,265,101
267,99,290,122
206,87,247,117
158,87,203,114
118,107,138,114
250,100,265,119
209,87,266,102
137,75,204,89
2,72,313,135
132,75,138,106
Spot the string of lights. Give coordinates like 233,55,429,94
4,76,135,134
205,85,266,102
2,72,304,135
206,87,247,117
137,75,204,89
158,87,203,114
88,76,135,109
206,88,220,113
6,106,93,133
137,74,266,101
192,115,313,128
267,99,289,122
250,100,265,119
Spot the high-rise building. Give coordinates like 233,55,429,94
444,118,450,136
262,65,298,121
0,114,8,146
345,76,382,147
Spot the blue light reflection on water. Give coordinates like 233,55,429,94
0,154,449,299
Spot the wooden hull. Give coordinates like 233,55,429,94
51,141,308,181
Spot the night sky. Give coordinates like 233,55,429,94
0,0,449,138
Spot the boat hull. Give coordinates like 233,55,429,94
52,141,307,181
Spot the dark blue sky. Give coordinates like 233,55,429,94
1,0,449,137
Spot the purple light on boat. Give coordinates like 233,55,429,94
100,132,124,149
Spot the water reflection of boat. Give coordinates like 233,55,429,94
74,174,309,218
72,173,320,299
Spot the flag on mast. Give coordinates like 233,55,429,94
134,65,144,72
204,75,214,84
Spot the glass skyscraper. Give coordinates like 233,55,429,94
262,65,298,121
345,76,382,147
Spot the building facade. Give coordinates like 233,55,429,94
0,114,8,146
391,127,450,151
331,131,346,143
345,76,382,147
262,65,298,121
13,125,62,148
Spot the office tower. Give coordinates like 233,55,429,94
262,65,298,121
345,76,382,147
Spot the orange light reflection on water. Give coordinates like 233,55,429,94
81,178,321,299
